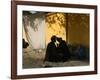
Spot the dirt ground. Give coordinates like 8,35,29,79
23,46,89,69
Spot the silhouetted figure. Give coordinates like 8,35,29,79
57,37,70,62
77,45,84,60
44,35,59,62
23,38,29,48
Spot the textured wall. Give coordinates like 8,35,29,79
23,12,89,47
68,13,89,47
46,13,67,44
46,13,89,47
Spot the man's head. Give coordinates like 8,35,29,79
57,37,62,42
51,35,57,42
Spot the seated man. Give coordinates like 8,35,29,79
44,35,58,62
57,37,70,62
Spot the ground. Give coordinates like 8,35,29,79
23,46,89,69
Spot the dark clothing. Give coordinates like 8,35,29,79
44,40,70,62
78,47,84,60
23,39,29,48
44,42,59,62
57,40,70,61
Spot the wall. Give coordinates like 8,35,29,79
24,13,89,47
68,14,89,47
46,13,66,44
0,0,100,80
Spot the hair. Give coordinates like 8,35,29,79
51,35,57,42
57,37,62,42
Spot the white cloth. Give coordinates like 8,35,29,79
23,13,45,49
